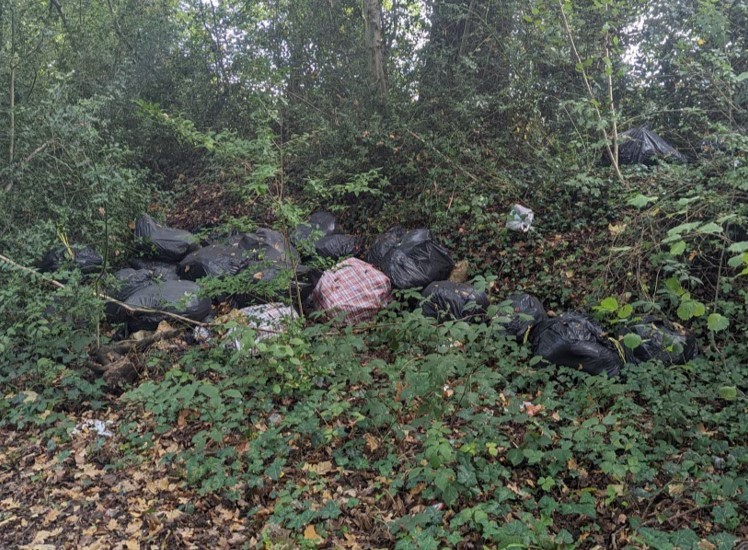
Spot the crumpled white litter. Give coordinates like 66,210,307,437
70,419,114,437
506,204,534,233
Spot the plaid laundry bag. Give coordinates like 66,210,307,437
313,258,392,326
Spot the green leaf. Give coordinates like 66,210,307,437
617,304,633,319
727,254,747,268
599,297,619,312
667,221,701,237
622,333,642,349
670,241,687,256
727,241,748,253
697,222,722,234
627,194,658,208
736,71,748,82
199,384,220,400
707,313,729,332
718,386,737,401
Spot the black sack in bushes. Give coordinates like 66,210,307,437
421,281,489,322
292,211,338,248
178,245,253,281
315,234,364,259
232,228,299,266
134,214,197,262
618,316,697,366
123,280,211,330
111,268,156,301
530,313,624,376
129,259,180,281
366,225,406,270
38,245,103,274
610,126,687,165
383,229,454,289
500,293,548,342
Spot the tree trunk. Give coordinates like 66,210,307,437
364,0,387,103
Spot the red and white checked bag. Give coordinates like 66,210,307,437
313,258,392,326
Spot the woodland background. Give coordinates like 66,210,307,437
0,0,746,548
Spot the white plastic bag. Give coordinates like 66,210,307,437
506,204,534,233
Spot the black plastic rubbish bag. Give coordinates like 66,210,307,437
123,280,211,330
315,234,364,259
111,268,157,301
421,281,489,322
39,245,103,274
134,214,198,262
610,126,687,166
499,293,548,342
366,225,406,270
292,211,338,248
231,228,299,266
530,313,624,376
129,259,180,281
618,316,697,366
382,229,454,289
178,245,253,281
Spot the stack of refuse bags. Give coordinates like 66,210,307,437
421,281,489,322
313,258,392,326
134,214,199,262
38,245,103,275
315,234,365,260
530,312,625,377
497,293,548,342
617,316,697,366
115,279,212,331
292,211,338,254
369,228,454,289
229,228,299,266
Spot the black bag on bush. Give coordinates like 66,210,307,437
111,268,157,300
530,313,624,376
292,211,338,248
315,234,364,259
618,316,697,366
122,280,211,330
38,245,103,274
134,214,197,262
231,228,299,266
128,259,180,281
500,293,548,342
366,225,406,270
422,281,489,322
610,126,686,166
178,245,253,281
383,229,454,289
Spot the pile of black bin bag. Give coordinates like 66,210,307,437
38,210,699,375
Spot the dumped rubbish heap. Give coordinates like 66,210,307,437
37,207,701,383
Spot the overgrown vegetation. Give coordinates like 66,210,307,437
0,0,746,547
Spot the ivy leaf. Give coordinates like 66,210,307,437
727,253,747,268
622,333,642,349
617,304,633,319
707,313,729,332
697,222,722,234
718,386,737,401
670,241,687,256
627,194,658,208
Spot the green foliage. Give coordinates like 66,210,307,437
0,268,106,433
